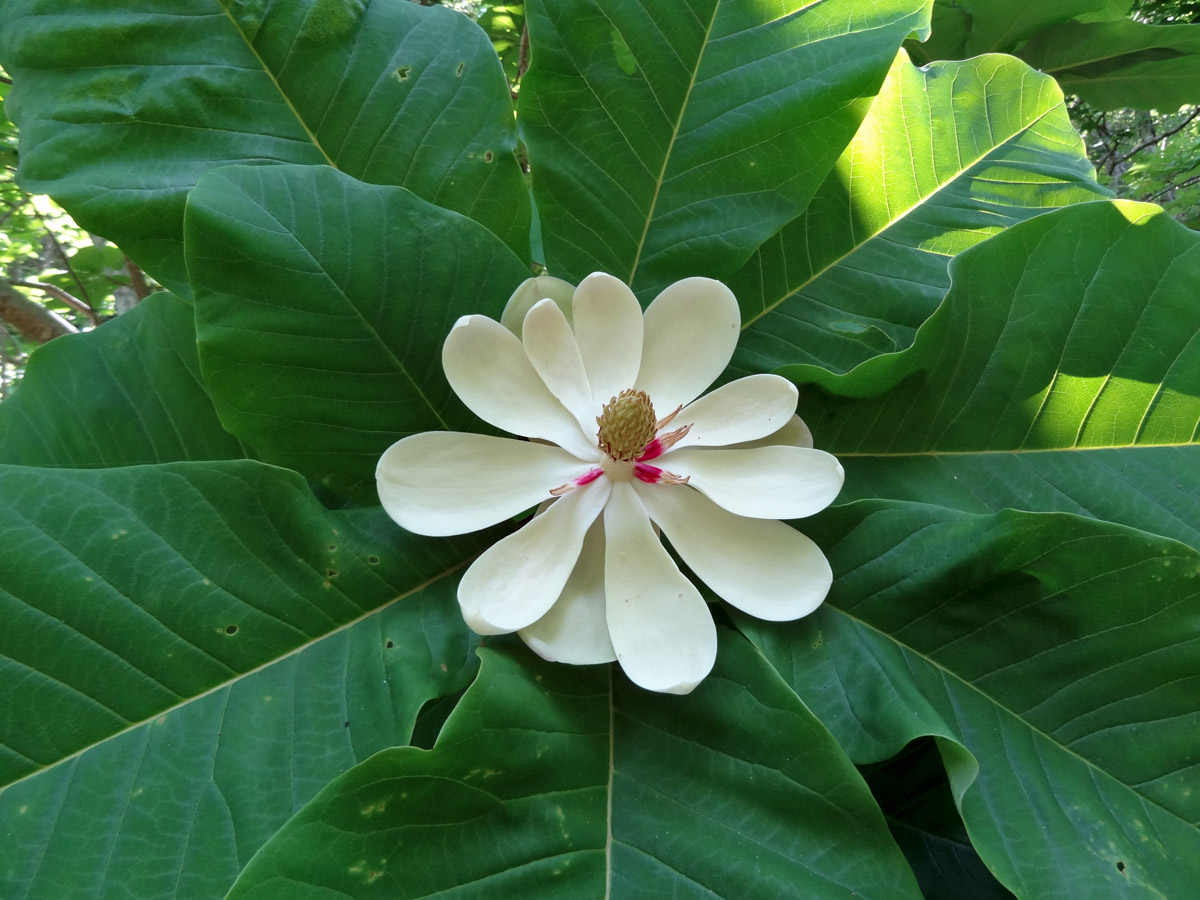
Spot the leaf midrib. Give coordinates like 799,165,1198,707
823,594,1198,836
219,3,338,169
835,442,1199,457
0,558,473,795
739,77,1064,333
626,2,720,287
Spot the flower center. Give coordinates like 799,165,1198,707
596,389,657,461
549,391,693,497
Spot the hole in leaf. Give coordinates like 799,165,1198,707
224,624,239,635
1117,861,1126,873
344,720,351,728
326,568,338,578
396,65,410,79
456,62,465,76
484,150,494,162
385,639,395,649
367,555,380,565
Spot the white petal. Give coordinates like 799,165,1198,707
673,374,798,449
459,479,612,635
661,445,844,519
635,277,740,412
727,413,814,450
638,483,832,622
500,275,576,334
604,482,716,694
376,432,588,536
522,298,597,435
519,518,616,664
443,314,597,459
572,273,644,409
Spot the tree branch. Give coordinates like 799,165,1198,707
125,257,152,301
1144,172,1200,203
0,282,79,343
1112,107,1200,167
9,279,99,324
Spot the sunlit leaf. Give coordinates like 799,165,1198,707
801,200,1200,548
519,0,932,295
730,51,1108,379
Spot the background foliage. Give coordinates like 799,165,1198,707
1,1,1198,898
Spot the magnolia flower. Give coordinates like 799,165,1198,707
376,273,843,694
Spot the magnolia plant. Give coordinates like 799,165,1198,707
1,2,1198,899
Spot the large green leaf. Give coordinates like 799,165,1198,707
1019,18,1200,110
186,164,531,499
907,0,1134,62
0,460,490,788
0,292,248,467
798,200,1200,548
226,633,922,900
518,0,932,294
741,500,1200,899
0,549,476,900
729,51,1108,379
955,0,1119,53
0,460,493,899
0,0,528,294
860,739,1016,900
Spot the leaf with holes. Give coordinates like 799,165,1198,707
0,460,492,898
0,0,528,294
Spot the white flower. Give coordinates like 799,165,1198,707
376,273,844,694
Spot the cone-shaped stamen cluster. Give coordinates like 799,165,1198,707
597,389,657,461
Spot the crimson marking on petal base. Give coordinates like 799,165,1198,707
634,462,689,486
549,467,604,496
637,423,691,462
